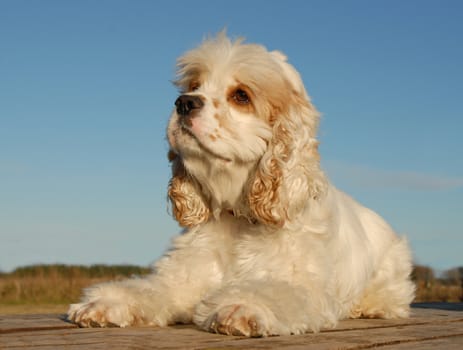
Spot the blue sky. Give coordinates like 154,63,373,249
1,0,462,272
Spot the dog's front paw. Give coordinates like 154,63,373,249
204,304,273,337
67,299,145,328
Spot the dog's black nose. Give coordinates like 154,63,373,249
175,95,204,116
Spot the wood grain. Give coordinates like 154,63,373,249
1,304,462,349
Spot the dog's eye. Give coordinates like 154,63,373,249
233,89,250,104
189,82,200,92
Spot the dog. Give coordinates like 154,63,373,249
67,33,415,337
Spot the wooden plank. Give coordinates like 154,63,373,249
0,313,77,334
1,307,462,334
378,336,463,350
0,305,462,349
333,307,463,331
1,320,462,349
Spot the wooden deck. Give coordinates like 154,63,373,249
1,303,462,349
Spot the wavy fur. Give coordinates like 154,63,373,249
68,33,415,337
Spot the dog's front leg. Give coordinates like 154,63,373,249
193,280,338,337
67,226,224,328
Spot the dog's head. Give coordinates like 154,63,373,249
167,33,326,228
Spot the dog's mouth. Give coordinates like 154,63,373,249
178,122,232,163
179,122,195,138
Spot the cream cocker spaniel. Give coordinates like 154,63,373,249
68,33,415,337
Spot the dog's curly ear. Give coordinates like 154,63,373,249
167,151,210,227
247,54,327,227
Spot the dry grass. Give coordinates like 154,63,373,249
0,264,150,314
1,264,461,315
414,281,462,303
412,265,463,303
1,274,111,305
0,304,69,315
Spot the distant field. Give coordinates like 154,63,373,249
0,304,69,315
0,264,461,315
0,264,151,315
